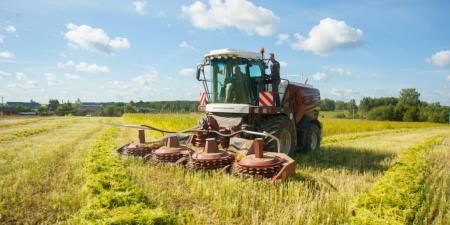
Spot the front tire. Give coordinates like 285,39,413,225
259,115,297,156
304,123,321,152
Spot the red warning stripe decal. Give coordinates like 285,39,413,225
199,92,207,106
258,92,273,106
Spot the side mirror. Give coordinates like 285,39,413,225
196,66,201,81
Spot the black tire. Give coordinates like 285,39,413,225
258,115,297,156
304,123,321,152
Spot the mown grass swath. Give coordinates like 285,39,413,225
0,117,77,142
73,127,174,224
351,136,448,225
0,117,43,129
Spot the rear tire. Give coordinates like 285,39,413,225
304,123,321,152
258,115,297,156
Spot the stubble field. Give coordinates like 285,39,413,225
0,114,448,225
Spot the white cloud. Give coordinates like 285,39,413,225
76,62,110,73
179,41,196,50
44,73,60,86
0,51,14,58
292,18,363,56
312,66,353,82
427,50,450,68
0,70,10,79
6,25,16,33
58,60,110,73
111,80,130,90
179,68,196,77
279,61,288,68
323,66,351,76
64,23,130,54
8,72,38,89
330,88,359,98
446,74,450,81
0,35,3,44
16,72,27,81
131,69,158,86
132,0,147,15
0,25,16,33
276,33,290,45
65,73,81,80
181,0,279,36
57,60,74,68
312,72,327,81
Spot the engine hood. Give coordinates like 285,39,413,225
205,104,250,114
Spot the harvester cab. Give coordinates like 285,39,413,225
116,48,322,182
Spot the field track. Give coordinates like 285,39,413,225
0,116,448,224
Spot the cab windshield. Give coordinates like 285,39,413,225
203,58,265,104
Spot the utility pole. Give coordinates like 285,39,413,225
1,96,4,117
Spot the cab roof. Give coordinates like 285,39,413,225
204,48,262,60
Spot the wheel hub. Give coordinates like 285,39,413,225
310,132,318,150
279,128,292,154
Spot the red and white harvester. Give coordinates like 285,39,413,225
117,48,321,182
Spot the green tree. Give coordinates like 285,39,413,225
320,99,335,111
37,106,49,116
124,103,137,113
396,88,421,121
398,88,420,107
56,103,74,116
48,99,60,112
347,99,358,118
402,106,419,121
335,101,346,110
368,106,395,121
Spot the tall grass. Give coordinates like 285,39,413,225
351,136,448,225
122,113,445,137
72,127,174,224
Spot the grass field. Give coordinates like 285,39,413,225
0,115,449,224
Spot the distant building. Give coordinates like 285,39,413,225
19,112,37,116
7,101,41,110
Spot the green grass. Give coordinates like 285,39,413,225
71,127,174,225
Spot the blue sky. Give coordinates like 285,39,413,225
0,0,449,104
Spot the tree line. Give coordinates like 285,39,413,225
2,100,199,116
320,88,449,123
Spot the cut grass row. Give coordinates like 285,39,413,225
0,117,78,143
71,127,174,224
351,136,449,225
0,118,103,224
0,117,44,129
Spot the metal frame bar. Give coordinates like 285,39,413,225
106,123,281,153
